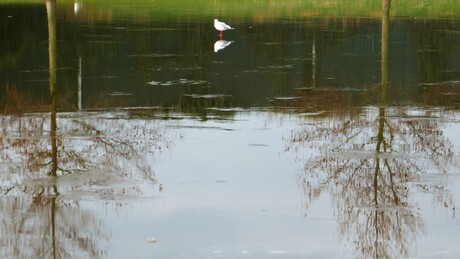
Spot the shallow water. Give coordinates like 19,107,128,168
1,1,460,258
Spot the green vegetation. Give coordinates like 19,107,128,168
1,0,459,19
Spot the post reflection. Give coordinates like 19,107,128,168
48,2,61,258
48,0,58,177
287,0,458,258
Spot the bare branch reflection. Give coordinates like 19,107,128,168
0,197,107,258
287,1,459,258
0,1,175,258
0,107,173,258
290,106,460,258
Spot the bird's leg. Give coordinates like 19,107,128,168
219,31,223,39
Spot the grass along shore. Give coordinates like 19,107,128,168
1,0,459,19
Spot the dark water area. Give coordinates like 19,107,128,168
1,1,460,258
1,4,459,111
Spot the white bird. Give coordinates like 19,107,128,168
214,19,234,38
214,40,233,52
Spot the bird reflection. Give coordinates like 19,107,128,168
214,40,233,53
74,1,81,15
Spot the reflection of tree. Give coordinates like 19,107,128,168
290,106,458,258
0,111,173,258
0,1,174,258
0,92,172,257
0,197,107,258
0,110,172,196
287,1,459,258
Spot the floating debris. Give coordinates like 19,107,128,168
107,92,132,96
272,96,301,100
147,79,208,86
183,94,231,99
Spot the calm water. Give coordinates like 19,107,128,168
1,1,460,258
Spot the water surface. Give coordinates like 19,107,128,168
1,1,460,258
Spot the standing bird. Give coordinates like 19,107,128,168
214,19,234,39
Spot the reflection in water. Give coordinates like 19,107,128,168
78,56,82,110
0,2,109,258
48,2,60,256
0,197,108,258
74,1,81,15
289,94,458,257
48,0,57,177
1,4,459,110
0,1,174,258
214,40,234,53
0,1,459,258
287,1,459,258
0,109,173,257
